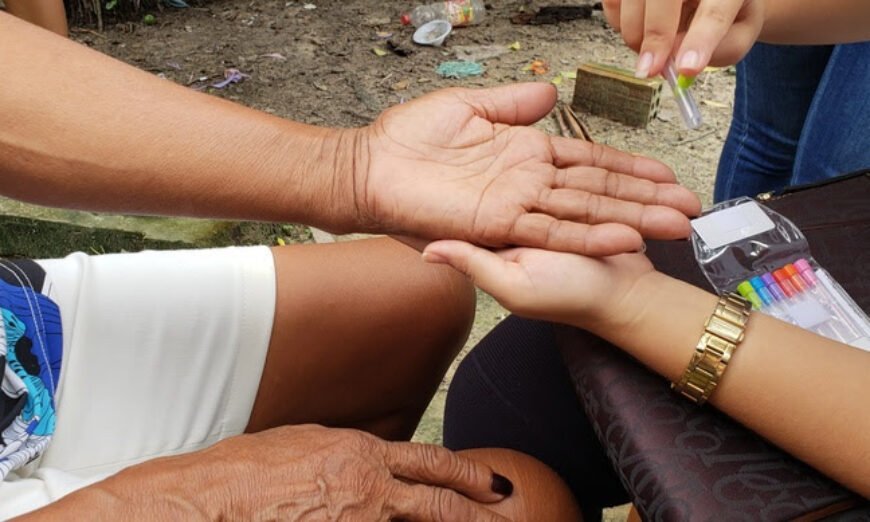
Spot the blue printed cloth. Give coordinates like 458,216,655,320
0,261,63,478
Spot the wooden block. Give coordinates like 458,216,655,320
571,62,663,128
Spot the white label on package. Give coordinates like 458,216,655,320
783,299,831,330
691,202,775,249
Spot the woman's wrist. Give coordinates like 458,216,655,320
580,270,720,382
579,270,673,337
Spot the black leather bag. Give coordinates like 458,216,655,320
556,170,870,521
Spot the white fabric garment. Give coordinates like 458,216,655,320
0,246,276,519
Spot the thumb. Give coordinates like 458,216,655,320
457,82,557,125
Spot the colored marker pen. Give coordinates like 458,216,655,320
761,273,787,303
736,281,763,310
762,271,828,331
772,269,799,298
749,276,792,322
749,276,774,306
662,59,703,130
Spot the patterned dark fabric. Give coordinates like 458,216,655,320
557,171,870,521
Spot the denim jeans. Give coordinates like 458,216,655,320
715,42,870,202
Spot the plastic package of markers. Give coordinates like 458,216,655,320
690,197,870,351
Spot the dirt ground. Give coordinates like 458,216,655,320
72,0,736,203
68,3,735,515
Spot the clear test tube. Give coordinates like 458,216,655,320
662,59,703,130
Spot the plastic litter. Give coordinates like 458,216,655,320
413,20,452,47
212,68,249,89
402,0,485,27
436,61,484,79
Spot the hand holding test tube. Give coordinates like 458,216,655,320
662,59,702,130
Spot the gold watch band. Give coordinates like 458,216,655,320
672,292,752,405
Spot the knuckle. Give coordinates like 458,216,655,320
351,430,381,454
698,3,734,27
544,219,564,247
622,32,642,49
575,190,594,222
642,26,672,44
419,444,449,472
603,171,622,198
589,143,608,166
432,489,460,520
585,194,603,224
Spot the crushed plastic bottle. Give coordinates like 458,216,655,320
400,0,486,28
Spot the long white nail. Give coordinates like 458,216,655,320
635,52,653,79
678,50,700,71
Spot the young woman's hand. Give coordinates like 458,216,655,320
602,0,765,77
422,241,656,332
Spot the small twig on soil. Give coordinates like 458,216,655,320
561,103,594,142
552,106,571,137
670,129,716,146
346,74,379,113
71,27,107,38
342,109,373,124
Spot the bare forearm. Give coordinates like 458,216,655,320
760,0,870,44
592,273,870,496
0,13,359,231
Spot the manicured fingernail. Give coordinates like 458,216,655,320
634,52,653,78
632,241,648,254
491,473,514,497
678,50,700,71
421,252,447,264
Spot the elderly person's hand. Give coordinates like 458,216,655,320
355,83,701,256
36,425,512,521
602,0,765,77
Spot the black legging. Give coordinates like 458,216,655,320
443,315,628,522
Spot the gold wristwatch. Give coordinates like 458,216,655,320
672,292,752,405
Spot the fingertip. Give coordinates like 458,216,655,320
584,224,644,256
686,191,703,217
635,51,654,79
632,154,677,183
423,240,469,268
676,48,706,77
470,82,556,125
421,251,448,265
657,184,703,217
641,206,693,240
637,44,673,79
423,239,459,256
490,473,514,497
